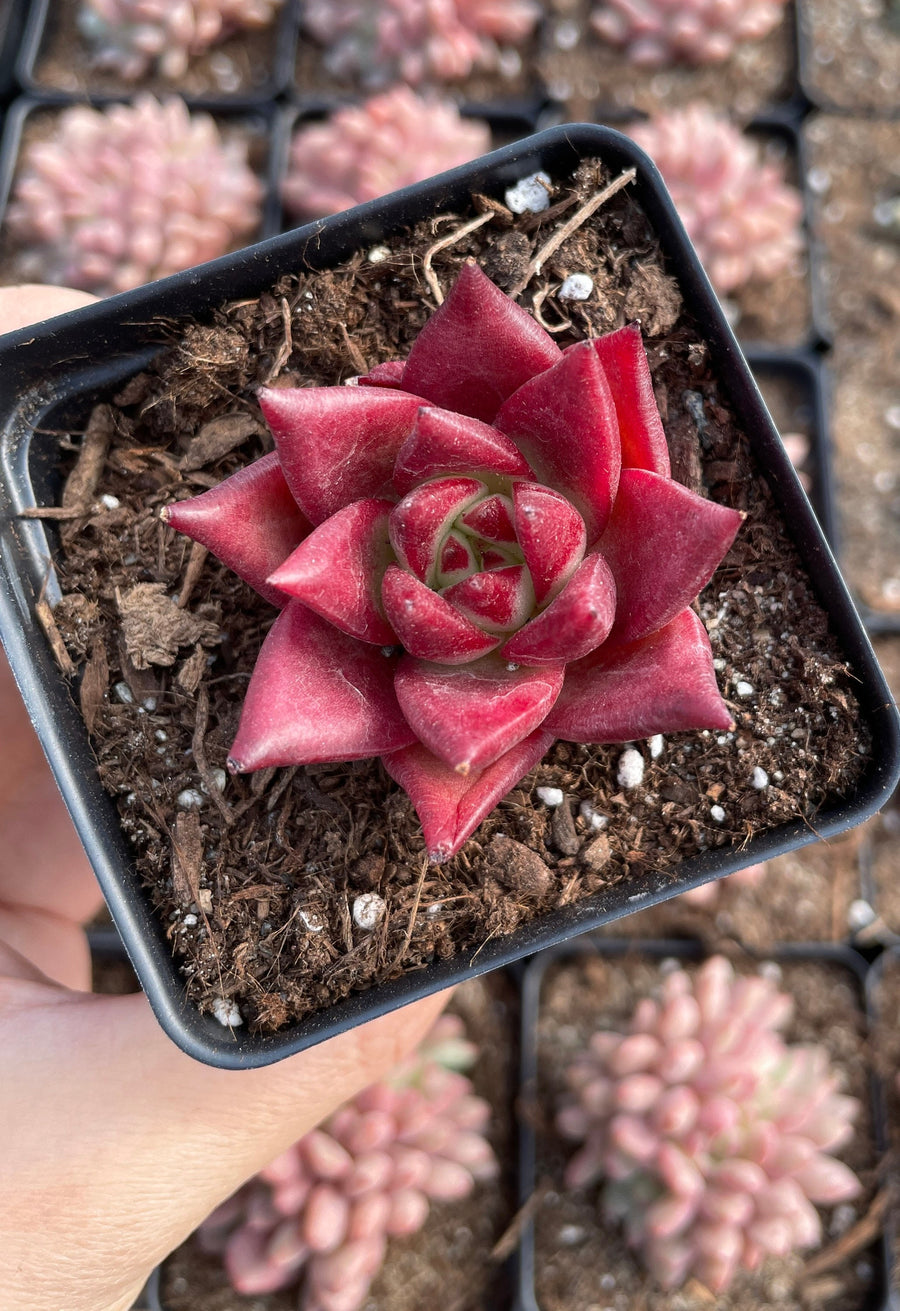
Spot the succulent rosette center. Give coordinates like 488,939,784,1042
164,261,743,862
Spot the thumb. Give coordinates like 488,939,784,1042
0,978,449,1311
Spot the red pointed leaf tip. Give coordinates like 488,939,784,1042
162,452,311,607
400,261,561,423
496,341,622,543
513,482,586,607
258,385,422,525
228,603,414,771
394,654,564,773
268,498,396,644
443,566,535,634
502,553,616,666
545,609,733,743
381,565,500,663
393,407,532,496
581,323,671,476
382,731,555,863
600,469,744,644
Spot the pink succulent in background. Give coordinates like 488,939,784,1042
629,106,803,296
163,261,742,863
302,0,542,86
557,955,862,1292
282,88,491,221
591,0,789,65
5,96,262,296
199,1014,497,1306
78,0,283,80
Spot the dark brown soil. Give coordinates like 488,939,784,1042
159,974,518,1311
532,950,879,1311
538,0,797,118
803,116,900,616
30,0,284,98
799,0,900,112
0,106,270,292
45,158,870,1035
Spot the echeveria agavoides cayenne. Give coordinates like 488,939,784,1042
163,262,742,862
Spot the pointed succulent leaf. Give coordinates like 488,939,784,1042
600,468,744,644
393,406,533,495
267,498,396,645
458,492,517,543
400,261,561,423
496,341,621,542
388,477,485,585
501,552,616,665
228,602,415,771
442,565,535,634
161,452,310,607
382,730,555,863
580,323,671,475
512,481,587,606
544,608,733,741
436,530,478,586
258,385,422,525
358,359,406,387
394,654,564,773
381,565,499,663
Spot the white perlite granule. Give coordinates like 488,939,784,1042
536,786,564,807
211,997,243,1027
505,170,551,214
558,273,593,301
617,748,644,788
751,766,769,789
352,893,386,931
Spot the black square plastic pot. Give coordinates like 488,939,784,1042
0,123,897,1069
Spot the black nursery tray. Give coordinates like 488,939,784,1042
0,124,896,1069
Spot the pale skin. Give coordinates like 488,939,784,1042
0,286,448,1311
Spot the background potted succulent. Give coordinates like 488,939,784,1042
0,124,896,1070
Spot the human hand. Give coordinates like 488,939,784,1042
0,286,448,1311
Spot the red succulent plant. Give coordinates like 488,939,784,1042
163,262,742,862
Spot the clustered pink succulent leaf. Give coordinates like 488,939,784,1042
78,0,283,80
6,96,263,296
164,261,742,863
629,105,804,296
557,956,862,1293
679,860,767,907
282,88,492,221
591,0,789,65
302,0,542,86
199,1014,497,1308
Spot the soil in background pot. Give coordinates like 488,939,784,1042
595,827,866,949
159,974,518,1311
799,0,900,113
29,0,284,98
45,157,869,1034
538,0,797,119
531,950,879,1311
804,116,900,618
